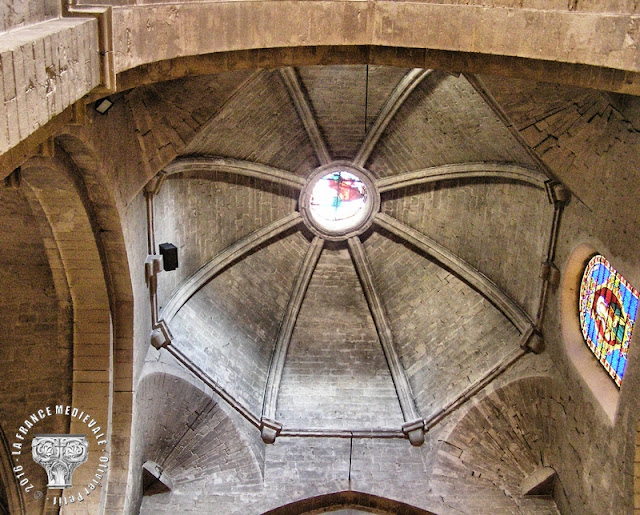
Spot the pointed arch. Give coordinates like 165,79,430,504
22,132,136,514
137,366,264,483
262,490,435,514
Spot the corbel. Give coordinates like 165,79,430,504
402,419,426,447
540,261,561,289
520,330,545,354
260,418,283,444
545,181,571,207
150,320,173,350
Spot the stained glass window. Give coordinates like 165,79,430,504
309,171,367,226
579,255,639,387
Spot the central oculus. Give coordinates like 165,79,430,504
300,163,379,241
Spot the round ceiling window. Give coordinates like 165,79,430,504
300,164,379,241
310,171,367,224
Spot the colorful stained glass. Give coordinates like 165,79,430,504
309,171,367,224
579,255,639,387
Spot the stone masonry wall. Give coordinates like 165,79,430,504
170,232,308,417
481,77,640,514
183,70,319,176
120,192,150,386
363,231,521,419
431,375,562,514
277,246,405,430
137,372,263,487
367,74,535,177
382,179,552,318
0,17,99,156
154,174,297,310
0,0,58,32
480,76,640,258
77,0,640,12
296,65,408,160
138,358,560,514
0,185,71,514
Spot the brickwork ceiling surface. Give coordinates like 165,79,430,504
131,64,578,513
155,66,546,429
3,17,640,509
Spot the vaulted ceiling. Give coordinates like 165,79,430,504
137,65,562,513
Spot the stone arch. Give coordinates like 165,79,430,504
134,366,264,511
138,361,265,474
20,152,126,514
50,132,137,513
112,3,640,97
261,491,434,514
432,374,562,513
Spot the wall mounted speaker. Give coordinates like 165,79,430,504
159,243,178,271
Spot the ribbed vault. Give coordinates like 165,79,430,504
147,65,556,448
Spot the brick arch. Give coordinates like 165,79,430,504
134,367,264,512
51,133,136,513
262,490,435,514
432,374,562,513
20,149,133,514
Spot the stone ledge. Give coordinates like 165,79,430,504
0,17,100,154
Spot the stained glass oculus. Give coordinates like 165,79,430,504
309,171,367,227
579,255,639,387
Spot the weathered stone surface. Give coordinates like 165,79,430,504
297,65,408,161
171,232,308,417
277,246,405,430
2,1,640,510
0,185,70,515
154,174,297,309
363,231,521,418
381,177,552,317
183,69,319,176
111,3,640,78
367,74,535,177
0,18,99,154
0,0,59,33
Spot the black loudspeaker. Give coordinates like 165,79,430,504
159,243,179,271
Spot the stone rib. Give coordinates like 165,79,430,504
463,73,558,184
262,236,324,422
164,156,306,190
374,213,533,335
376,162,548,193
424,347,527,431
161,212,302,322
347,237,422,430
165,343,261,428
279,67,332,165
353,68,432,168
